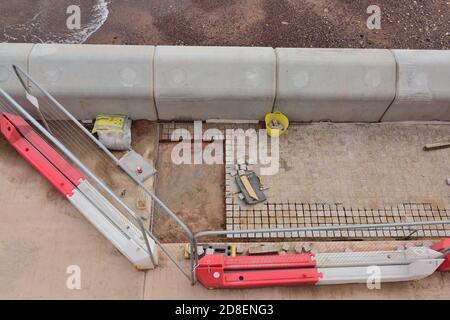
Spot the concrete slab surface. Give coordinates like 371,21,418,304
154,46,275,121
275,48,396,122
382,50,450,121
28,44,158,120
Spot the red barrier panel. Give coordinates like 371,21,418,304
2,112,84,186
196,254,321,289
0,114,76,196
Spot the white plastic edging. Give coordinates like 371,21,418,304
28,43,157,120
274,48,396,122
154,46,276,120
381,49,450,121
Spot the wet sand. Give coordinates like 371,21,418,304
0,0,448,49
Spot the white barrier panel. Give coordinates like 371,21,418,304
28,44,157,120
275,48,396,122
154,46,276,120
382,50,450,121
0,43,34,98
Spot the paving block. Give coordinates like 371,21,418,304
236,245,245,255
275,48,396,122
28,44,157,120
282,243,291,252
382,50,450,121
154,46,276,120
294,243,304,253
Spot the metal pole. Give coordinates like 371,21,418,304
190,237,198,285
137,219,155,267
12,65,53,134
194,220,450,239
144,229,192,280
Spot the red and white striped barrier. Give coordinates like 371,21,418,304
432,239,450,272
196,245,449,289
0,112,156,269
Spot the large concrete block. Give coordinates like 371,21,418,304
275,48,396,122
382,50,450,121
28,44,157,120
0,43,34,98
154,46,276,120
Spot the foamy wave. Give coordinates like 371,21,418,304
62,0,110,44
2,0,110,44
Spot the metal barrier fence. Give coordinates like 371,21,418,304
194,220,450,240
1,65,450,286
3,66,199,283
